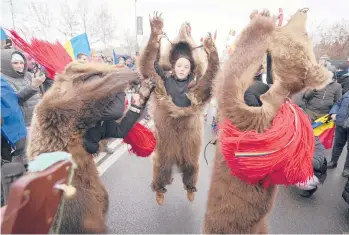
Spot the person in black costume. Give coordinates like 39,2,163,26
83,77,155,154
154,41,196,108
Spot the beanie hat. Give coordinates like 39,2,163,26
11,53,24,63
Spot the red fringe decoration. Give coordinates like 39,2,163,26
219,102,314,188
123,122,156,157
6,30,72,79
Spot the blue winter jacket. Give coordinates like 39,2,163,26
1,75,27,145
329,91,349,127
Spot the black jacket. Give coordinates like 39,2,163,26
154,53,193,108
302,79,342,114
337,73,349,95
101,92,126,121
244,80,270,106
83,92,142,154
313,136,327,184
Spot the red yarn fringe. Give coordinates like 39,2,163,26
6,29,72,79
123,122,156,157
219,102,314,188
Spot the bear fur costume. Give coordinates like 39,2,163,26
203,9,332,234
137,12,220,205
27,61,139,233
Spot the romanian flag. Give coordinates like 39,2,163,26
63,33,91,60
312,114,335,149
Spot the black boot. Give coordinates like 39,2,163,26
342,168,349,178
300,186,318,198
327,161,338,169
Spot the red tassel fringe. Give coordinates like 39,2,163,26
6,29,72,79
219,102,314,188
123,122,156,157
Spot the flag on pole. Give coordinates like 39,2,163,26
63,33,91,60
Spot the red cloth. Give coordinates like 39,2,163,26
318,126,335,149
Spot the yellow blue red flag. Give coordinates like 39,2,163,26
312,114,335,149
63,33,91,60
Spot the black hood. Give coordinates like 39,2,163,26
0,49,27,78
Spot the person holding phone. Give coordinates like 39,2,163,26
1,50,46,127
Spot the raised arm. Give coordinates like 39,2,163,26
154,45,167,80
138,12,164,79
189,33,220,105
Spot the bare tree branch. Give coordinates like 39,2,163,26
92,6,117,49
78,0,89,34
26,1,53,40
313,19,349,60
58,0,81,38
123,29,136,55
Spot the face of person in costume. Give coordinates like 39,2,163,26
11,54,25,73
174,57,191,80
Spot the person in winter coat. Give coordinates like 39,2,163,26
300,69,342,122
296,135,327,197
1,75,27,166
336,63,349,95
0,49,46,127
327,90,349,177
83,76,154,154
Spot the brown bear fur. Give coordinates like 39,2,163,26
203,9,331,234
137,13,220,204
27,61,138,233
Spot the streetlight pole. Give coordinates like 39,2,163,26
9,0,16,29
135,0,138,54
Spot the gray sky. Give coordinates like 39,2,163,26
1,0,348,53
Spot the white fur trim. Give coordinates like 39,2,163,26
295,175,320,190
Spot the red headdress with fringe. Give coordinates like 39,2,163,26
219,99,314,188
7,29,156,158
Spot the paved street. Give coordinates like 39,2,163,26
100,118,349,234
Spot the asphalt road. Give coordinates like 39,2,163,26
101,121,349,234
